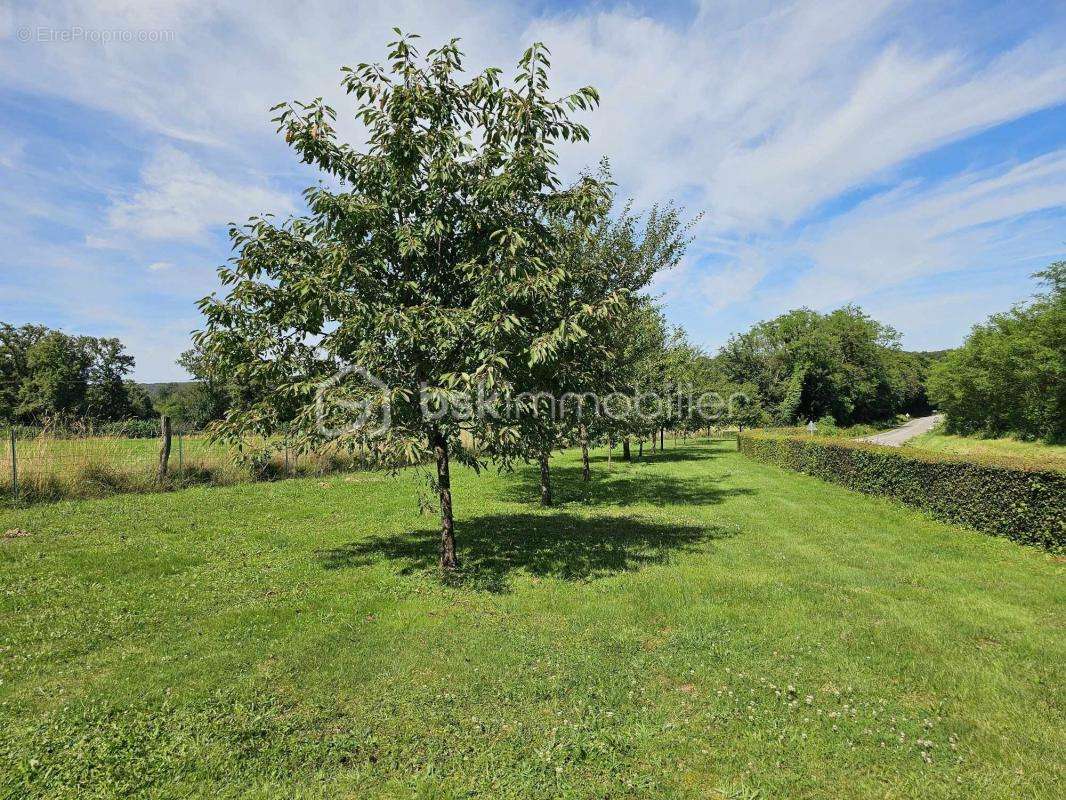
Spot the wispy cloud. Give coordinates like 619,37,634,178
104,146,295,241
779,149,1066,309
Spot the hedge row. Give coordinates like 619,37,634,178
738,432,1065,551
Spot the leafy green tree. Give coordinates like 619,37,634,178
0,323,48,421
125,382,157,420
2,323,154,425
156,345,235,428
600,301,668,458
83,337,137,421
196,32,610,569
16,331,92,421
724,382,767,432
550,185,695,475
716,305,920,425
928,262,1065,442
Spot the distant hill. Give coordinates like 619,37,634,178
138,381,197,400
909,349,954,361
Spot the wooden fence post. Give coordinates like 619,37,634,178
158,415,172,482
9,427,17,502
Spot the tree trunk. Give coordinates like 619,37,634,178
538,451,553,507
638,440,643,459
608,437,613,465
622,437,631,462
157,414,172,482
579,423,590,482
660,427,665,450
651,431,657,453
432,429,457,570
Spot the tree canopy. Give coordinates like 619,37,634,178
714,306,932,426
0,323,153,425
928,262,1065,442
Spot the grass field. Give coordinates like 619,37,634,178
1,440,1062,798
904,431,1066,469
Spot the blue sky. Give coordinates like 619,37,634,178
1,0,1064,381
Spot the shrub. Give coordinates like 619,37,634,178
738,431,1065,551
91,419,166,438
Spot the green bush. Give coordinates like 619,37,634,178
927,261,1065,443
738,431,1065,551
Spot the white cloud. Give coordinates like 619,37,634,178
8,1,1065,236
526,2,1066,229
106,146,295,240
146,260,171,271
779,149,1066,309
697,257,771,314
1,0,518,149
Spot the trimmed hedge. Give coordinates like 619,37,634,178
738,431,1065,551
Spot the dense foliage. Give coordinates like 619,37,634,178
0,323,154,424
715,306,932,426
739,431,1064,551
479,181,695,502
928,262,1065,443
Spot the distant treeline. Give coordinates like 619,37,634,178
0,324,155,425
0,326,234,431
711,305,939,427
4,304,942,435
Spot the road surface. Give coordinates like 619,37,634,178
856,414,944,447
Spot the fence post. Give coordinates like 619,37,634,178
9,427,17,503
158,415,172,482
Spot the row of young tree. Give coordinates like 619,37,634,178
928,262,1064,443
0,323,155,425
11,33,1024,570
192,33,942,570
193,33,716,569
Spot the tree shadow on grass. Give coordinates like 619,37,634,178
500,464,756,507
317,513,737,593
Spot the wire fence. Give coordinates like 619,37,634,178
1,418,737,508
0,417,371,507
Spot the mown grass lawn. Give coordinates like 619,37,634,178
904,431,1066,470
1,440,1062,799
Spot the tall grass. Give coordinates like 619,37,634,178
0,429,373,507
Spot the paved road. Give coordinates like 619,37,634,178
857,414,944,447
